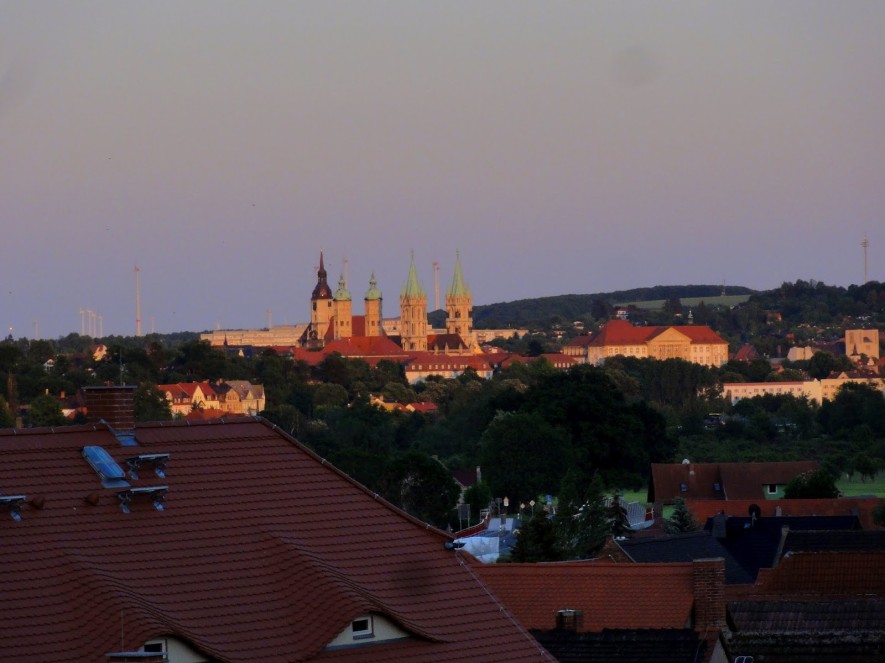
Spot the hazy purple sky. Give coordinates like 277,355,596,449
2,2,883,338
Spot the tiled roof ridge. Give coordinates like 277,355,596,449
0,421,112,437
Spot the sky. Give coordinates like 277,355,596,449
1,1,883,338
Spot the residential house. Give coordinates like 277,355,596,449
0,419,550,662
648,461,819,508
475,560,730,663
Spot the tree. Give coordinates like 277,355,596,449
27,394,66,427
462,481,492,523
666,496,700,534
807,350,852,380
606,495,631,538
133,382,172,422
509,511,562,562
480,411,571,502
555,471,609,559
784,469,840,499
378,450,460,527
0,394,14,428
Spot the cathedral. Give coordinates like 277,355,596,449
302,251,477,355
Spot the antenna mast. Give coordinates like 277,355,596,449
135,265,142,337
433,261,440,311
862,233,869,284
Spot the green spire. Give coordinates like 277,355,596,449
365,273,382,301
402,252,426,298
334,273,351,301
447,251,470,298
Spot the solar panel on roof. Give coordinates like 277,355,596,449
82,446,130,489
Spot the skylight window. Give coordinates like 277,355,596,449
82,446,130,489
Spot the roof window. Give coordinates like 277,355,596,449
82,446,130,489
680,483,688,492
0,494,27,521
117,486,168,513
125,453,170,480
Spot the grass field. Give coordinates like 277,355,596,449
614,294,751,311
837,471,885,498
615,472,885,505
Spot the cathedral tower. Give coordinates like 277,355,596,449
364,273,383,337
332,273,352,340
399,254,428,352
309,251,334,343
445,251,473,343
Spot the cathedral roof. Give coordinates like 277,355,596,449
365,273,383,301
401,253,426,299
447,251,471,298
311,251,333,300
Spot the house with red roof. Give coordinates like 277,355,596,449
475,559,730,662
563,319,729,367
649,461,819,508
0,419,549,662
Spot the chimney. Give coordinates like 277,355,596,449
555,609,584,631
82,385,137,430
692,558,727,630
476,465,482,483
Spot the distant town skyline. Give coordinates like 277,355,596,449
1,2,883,338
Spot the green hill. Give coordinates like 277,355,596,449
465,285,756,328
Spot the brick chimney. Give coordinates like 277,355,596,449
692,557,727,629
82,385,137,430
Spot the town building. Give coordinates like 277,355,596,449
563,319,729,367
722,375,885,404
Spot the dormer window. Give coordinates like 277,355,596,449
325,613,409,650
351,616,374,639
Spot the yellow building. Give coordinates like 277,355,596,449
564,319,729,367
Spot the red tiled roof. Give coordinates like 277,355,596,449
427,333,469,352
588,320,727,347
0,420,548,662
753,552,885,597
685,498,884,531
650,461,818,503
563,335,594,348
588,320,655,346
669,326,729,344
322,335,408,358
474,562,696,632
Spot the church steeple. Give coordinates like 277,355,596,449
311,251,333,300
400,252,427,351
447,251,470,298
332,272,352,339
402,252,426,298
309,251,334,343
364,273,383,337
445,251,474,346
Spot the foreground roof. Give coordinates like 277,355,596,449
0,419,548,662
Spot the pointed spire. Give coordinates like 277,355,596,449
312,251,333,299
402,251,426,298
365,272,382,300
447,250,470,298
